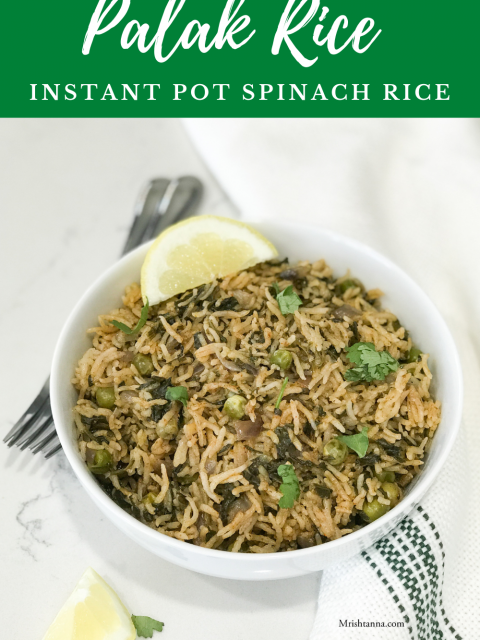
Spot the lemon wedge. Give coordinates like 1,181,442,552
141,215,278,305
42,568,136,640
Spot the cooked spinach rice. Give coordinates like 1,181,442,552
72,259,441,553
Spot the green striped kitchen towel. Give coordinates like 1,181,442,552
310,415,470,640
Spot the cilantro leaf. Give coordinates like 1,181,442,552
344,342,398,382
276,285,302,316
132,615,164,638
343,367,366,382
338,426,369,458
345,341,373,366
277,464,300,509
271,282,281,295
165,385,189,407
111,299,149,335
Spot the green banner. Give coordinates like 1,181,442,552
2,0,477,117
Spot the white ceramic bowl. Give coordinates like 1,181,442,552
50,221,462,581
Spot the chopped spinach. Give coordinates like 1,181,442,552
101,482,141,519
151,380,172,400
151,404,170,423
279,268,298,280
194,332,205,349
217,297,239,311
80,416,113,443
80,415,109,429
275,426,292,459
141,378,172,400
176,472,199,486
377,439,404,460
249,331,265,344
326,345,339,360
218,443,233,457
216,483,237,525
356,453,381,467
294,277,308,290
350,321,360,345
315,485,333,498
138,379,159,391
304,423,315,439
243,457,267,487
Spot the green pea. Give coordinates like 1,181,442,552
142,492,157,505
88,449,113,474
363,498,390,522
340,279,356,293
96,387,116,409
323,439,348,466
132,353,154,376
407,347,422,363
382,482,400,505
270,349,293,370
223,395,247,419
157,418,179,441
375,470,396,483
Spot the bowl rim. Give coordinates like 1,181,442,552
50,222,463,565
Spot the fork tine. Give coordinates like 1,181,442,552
15,405,52,449
5,394,51,447
3,378,50,445
152,176,203,237
24,416,55,451
123,176,203,252
121,178,172,256
31,427,57,455
44,440,62,459
138,179,178,244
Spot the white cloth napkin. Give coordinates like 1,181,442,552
184,118,480,640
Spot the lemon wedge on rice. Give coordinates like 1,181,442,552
42,568,136,640
141,215,278,305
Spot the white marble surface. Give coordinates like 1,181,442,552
0,120,319,639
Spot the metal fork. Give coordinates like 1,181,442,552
3,176,203,458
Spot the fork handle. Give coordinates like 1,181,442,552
121,176,203,256
4,175,203,458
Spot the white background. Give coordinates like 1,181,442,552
0,120,319,639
